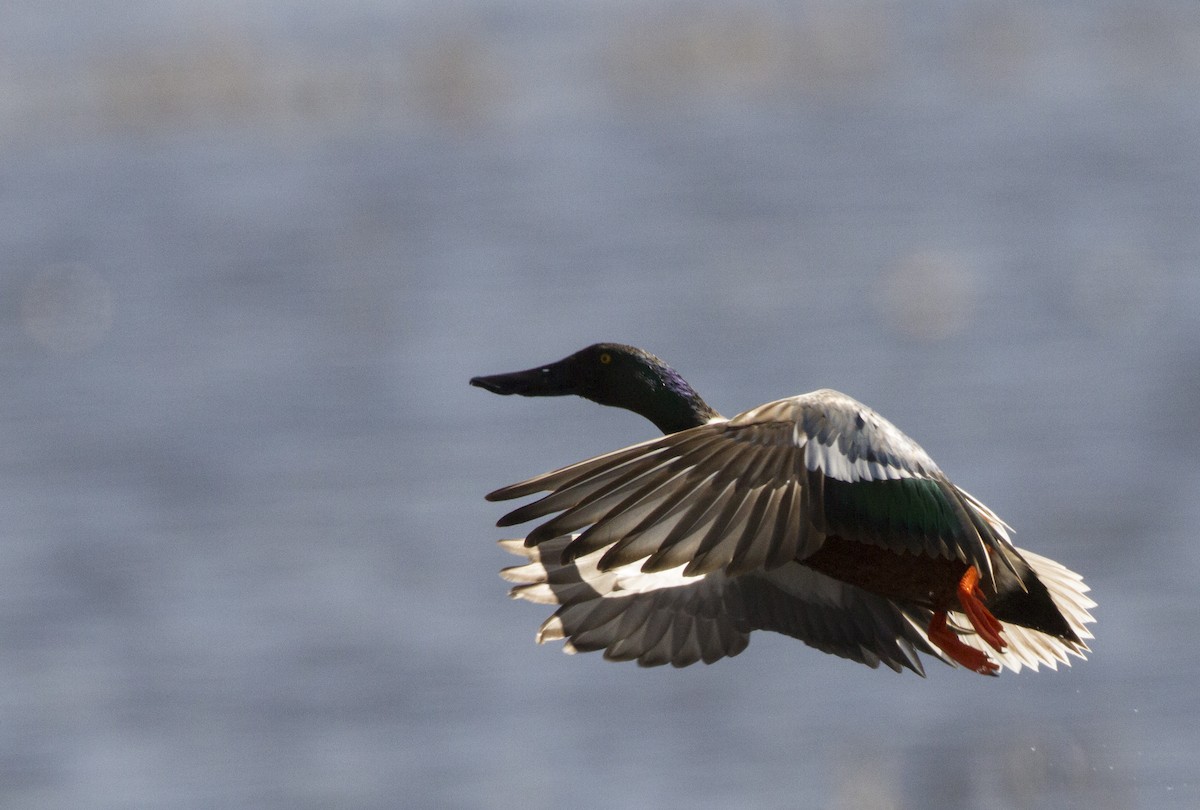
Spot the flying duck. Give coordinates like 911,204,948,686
471,343,1094,675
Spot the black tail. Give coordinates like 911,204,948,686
988,552,1082,644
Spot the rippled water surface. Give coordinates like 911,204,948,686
2,2,1199,807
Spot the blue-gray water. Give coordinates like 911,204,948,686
3,2,1199,807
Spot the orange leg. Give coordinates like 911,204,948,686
957,566,1007,653
927,609,999,675
925,565,1008,675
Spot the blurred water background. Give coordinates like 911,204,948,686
3,1,1199,807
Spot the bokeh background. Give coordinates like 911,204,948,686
4,1,1199,807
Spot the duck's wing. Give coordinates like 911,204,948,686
500,537,945,673
489,389,1019,587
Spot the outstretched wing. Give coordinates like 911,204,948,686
489,389,1020,586
500,537,946,673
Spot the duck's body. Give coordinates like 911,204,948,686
472,343,1094,675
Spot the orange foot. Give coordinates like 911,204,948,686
957,565,1007,653
925,566,1008,675
927,608,999,675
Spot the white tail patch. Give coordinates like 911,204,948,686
940,546,1095,674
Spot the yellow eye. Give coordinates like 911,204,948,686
599,352,612,365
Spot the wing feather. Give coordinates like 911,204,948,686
500,537,939,673
492,389,1023,582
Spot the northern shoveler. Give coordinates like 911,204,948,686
471,343,1094,675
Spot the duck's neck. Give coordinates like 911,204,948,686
606,364,721,435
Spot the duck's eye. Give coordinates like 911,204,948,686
599,352,612,365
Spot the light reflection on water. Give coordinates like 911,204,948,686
1,2,1198,808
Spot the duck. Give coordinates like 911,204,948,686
471,343,1094,676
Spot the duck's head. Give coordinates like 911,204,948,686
470,343,720,434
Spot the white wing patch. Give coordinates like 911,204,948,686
738,391,940,484
803,439,916,482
